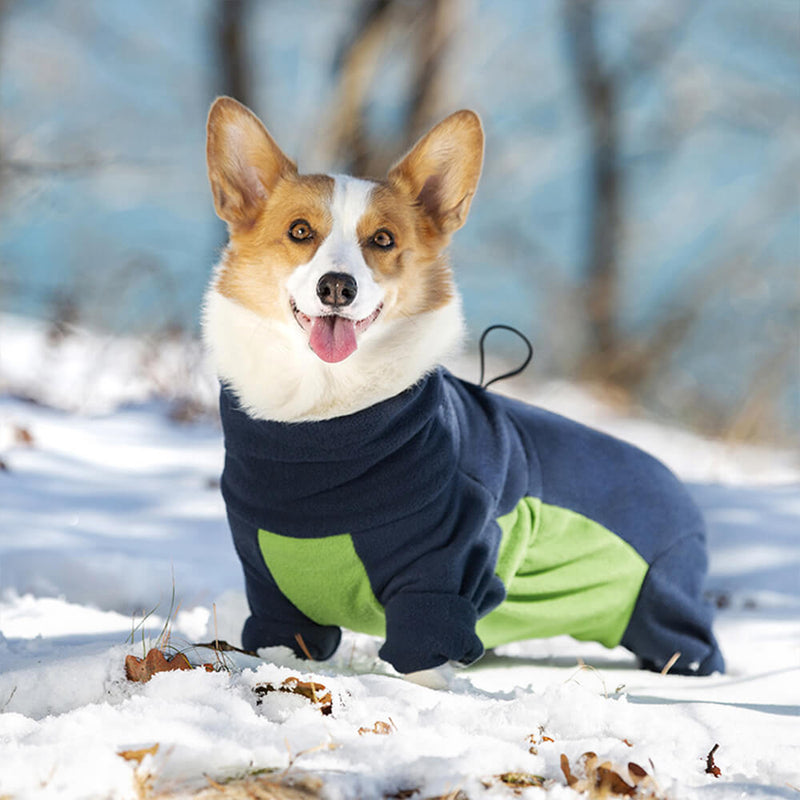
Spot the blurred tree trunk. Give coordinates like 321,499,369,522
331,0,394,175
0,0,7,185
563,0,621,372
214,0,252,106
330,0,455,176
406,0,458,142
563,0,702,389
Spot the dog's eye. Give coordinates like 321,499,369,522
288,220,314,242
371,229,394,249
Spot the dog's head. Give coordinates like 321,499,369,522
203,97,483,421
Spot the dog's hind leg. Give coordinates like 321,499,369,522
621,532,725,676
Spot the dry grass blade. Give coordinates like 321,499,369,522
294,633,314,661
192,639,257,656
660,651,681,676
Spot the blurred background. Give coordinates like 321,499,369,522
0,0,797,442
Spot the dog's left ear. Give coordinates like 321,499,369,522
388,110,484,235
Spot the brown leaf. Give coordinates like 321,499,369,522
124,654,149,683
253,676,333,715
496,772,545,788
582,751,599,772
628,762,647,779
13,426,34,446
527,727,554,754
125,648,192,683
117,743,159,764
561,753,578,787
596,765,637,796
561,751,660,798
358,720,394,736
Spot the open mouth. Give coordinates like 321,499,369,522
291,300,382,363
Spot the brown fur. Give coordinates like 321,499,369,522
215,174,335,320
206,97,484,326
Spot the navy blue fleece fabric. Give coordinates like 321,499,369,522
219,368,724,675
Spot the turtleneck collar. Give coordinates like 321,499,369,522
219,368,446,465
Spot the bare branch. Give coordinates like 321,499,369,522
619,0,700,86
0,155,158,178
406,0,459,142
563,0,622,359
329,0,395,175
214,0,253,105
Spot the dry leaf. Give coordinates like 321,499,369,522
117,743,159,764
496,772,546,788
358,720,394,735
125,648,192,683
561,753,579,788
561,751,662,798
13,426,34,446
628,762,647,779
596,765,637,796
253,676,333,715
527,726,554,754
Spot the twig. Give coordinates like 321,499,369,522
1,686,17,712
705,743,721,777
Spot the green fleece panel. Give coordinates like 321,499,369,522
258,529,386,637
258,497,648,650
477,499,648,649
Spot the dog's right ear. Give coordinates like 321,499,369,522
206,97,296,230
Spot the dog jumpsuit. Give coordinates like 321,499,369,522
219,368,724,675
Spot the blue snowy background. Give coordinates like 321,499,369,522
0,0,797,437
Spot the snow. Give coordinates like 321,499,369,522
1,315,799,799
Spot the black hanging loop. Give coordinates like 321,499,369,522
478,324,534,389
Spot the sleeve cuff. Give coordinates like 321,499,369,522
242,615,341,661
379,592,484,673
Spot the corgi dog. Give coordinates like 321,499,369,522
203,97,723,677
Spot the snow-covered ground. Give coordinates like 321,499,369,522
1,315,798,799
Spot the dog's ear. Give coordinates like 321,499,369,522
206,96,296,230
388,110,484,235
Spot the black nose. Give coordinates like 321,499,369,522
316,272,357,307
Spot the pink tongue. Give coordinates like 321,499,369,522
309,315,358,363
